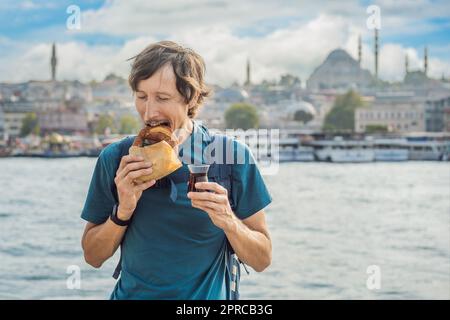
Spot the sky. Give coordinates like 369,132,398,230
0,0,449,86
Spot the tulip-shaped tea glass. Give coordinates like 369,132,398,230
187,164,210,192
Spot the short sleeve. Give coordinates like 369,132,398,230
81,142,121,224
230,140,272,220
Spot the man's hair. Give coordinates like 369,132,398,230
128,41,212,118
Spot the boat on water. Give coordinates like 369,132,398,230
13,149,84,158
305,136,449,163
225,133,315,163
404,139,450,161
8,133,104,158
11,146,102,158
278,137,314,162
373,138,409,162
278,146,315,162
309,137,375,163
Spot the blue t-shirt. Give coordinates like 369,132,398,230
81,121,272,300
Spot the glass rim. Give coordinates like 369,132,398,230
187,164,210,174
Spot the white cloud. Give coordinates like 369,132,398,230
80,0,299,36
76,0,450,40
0,36,163,83
1,10,449,85
19,0,56,10
0,14,356,84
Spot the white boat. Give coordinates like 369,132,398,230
404,140,450,161
278,138,314,162
374,139,409,161
278,146,315,162
310,137,375,163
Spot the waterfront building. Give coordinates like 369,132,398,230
355,93,426,133
425,96,450,132
0,99,35,137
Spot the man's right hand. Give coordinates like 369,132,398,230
114,154,156,221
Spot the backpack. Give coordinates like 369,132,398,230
111,132,247,300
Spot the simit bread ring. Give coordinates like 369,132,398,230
128,125,182,183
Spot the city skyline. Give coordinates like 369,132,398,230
0,0,449,85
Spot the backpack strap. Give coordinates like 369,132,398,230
206,133,249,300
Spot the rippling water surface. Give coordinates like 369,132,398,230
0,158,449,299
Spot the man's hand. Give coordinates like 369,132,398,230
114,154,156,220
187,182,237,231
188,181,272,272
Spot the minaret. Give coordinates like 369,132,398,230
51,42,57,81
405,54,409,75
358,35,362,67
244,58,251,86
374,29,379,79
424,46,428,76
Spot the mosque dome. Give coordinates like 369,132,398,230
286,100,317,119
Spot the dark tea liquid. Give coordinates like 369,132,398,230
188,172,208,192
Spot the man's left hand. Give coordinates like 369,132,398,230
187,182,237,232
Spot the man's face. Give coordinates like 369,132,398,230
135,63,190,131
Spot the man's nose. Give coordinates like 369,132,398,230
143,99,160,121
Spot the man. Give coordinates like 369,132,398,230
81,41,272,299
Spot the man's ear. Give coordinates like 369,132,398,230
187,94,199,117
187,103,195,117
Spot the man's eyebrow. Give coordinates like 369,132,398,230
135,88,172,96
156,91,172,96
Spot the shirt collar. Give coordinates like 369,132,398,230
180,119,213,148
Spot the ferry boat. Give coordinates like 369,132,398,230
373,138,409,161
404,139,450,161
309,137,375,163
278,138,314,162
20,149,83,158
